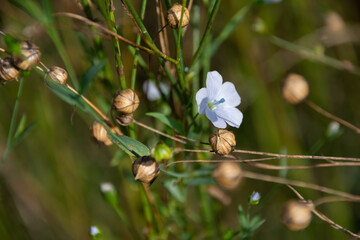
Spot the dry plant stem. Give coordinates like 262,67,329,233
287,185,360,238
132,119,186,144
66,84,109,122
166,157,280,167
305,99,360,134
54,12,175,63
245,161,360,170
242,170,360,201
174,135,209,145
155,0,170,56
314,196,356,206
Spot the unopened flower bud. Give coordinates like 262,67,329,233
132,156,160,184
13,41,41,70
0,57,19,81
167,3,190,29
89,226,102,239
212,162,242,190
91,121,113,146
116,113,133,126
48,66,68,85
282,200,313,231
281,73,309,104
113,89,140,114
153,143,172,162
209,129,236,155
100,182,118,207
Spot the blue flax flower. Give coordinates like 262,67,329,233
196,71,243,128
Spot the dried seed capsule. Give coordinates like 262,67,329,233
282,200,313,231
113,89,140,114
13,41,41,70
212,162,242,190
48,66,68,85
167,3,190,29
209,129,236,155
91,121,113,146
281,73,309,104
0,57,20,81
116,113,134,126
132,156,160,184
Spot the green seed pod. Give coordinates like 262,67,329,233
153,143,172,162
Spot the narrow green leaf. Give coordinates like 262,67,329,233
9,0,44,22
79,60,106,94
238,205,248,227
14,114,27,138
108,133,150,157
185,177,215,186
10,121,37,149
146,112,184,134
163,179,185,203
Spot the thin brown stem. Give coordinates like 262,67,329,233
306,99,360,134
132,119,186,144
313,196,357,206
242,170,360,201
142,183,162,230
166,157,279,167
234,149,360,162
245,161,360,170
287,186,360,238
54,12,157,56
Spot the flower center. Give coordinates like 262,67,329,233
208,98,225,110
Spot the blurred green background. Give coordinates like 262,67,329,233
1,0,360,239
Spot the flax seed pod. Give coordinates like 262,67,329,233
13,41,41,70
113,89,140,114
167,3,190,29
209,129,236,155
91,121,113,146
281,73,309,104
0,57,19,81
48,66,68,85
132,156,160,184
282,200,313,231
212,162,242,190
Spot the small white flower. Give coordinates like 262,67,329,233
142,80,170,101
196,71,243,128
100,182,114,193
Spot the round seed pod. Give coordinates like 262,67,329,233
116,113,134,126
282,200,313,231
281,73,309,104
0,57,19,81
48,66,68,85
132,156,160,184
209,129,236,155
91,121,113,146
113,89,140,114
212,162,242,190
167,3,190,29
13,41,41,70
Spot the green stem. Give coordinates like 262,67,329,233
121,0,178,64
131,0,147,90
1,78,24,168
269,35,360,76
188,0,221,72
175,0,187,91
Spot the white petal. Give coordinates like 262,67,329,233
196,88,209,114
206,71,223,100
214,107,243,128
143,80,161,101
216,82,241,107
206,108,227,128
